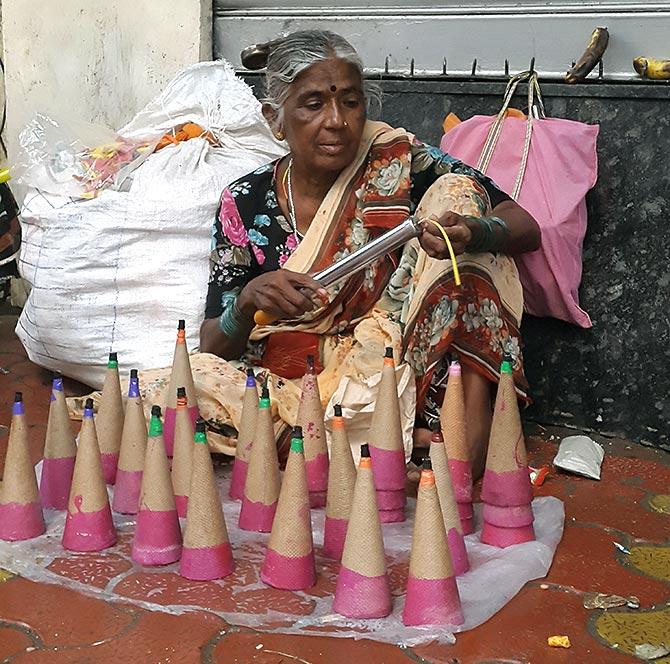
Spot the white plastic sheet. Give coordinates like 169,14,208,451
0,464,564,647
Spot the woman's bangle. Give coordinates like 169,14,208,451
218,296,248,338
465,215,510,253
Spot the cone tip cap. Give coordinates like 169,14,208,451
130,368,138,378
52,370,62,378
176,386,186,398
384,346,393,358
422,457,433,471
261,384,270,400
246,366,255,377
334,404,343,417
195,418,206,433
292,425,303,438
84,397,94,413
360,443,370,458
178,319,185,330
108,351,118,362
151,404,162,417
14,391,23,402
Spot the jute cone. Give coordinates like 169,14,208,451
369,348,406,494
262,427,316,590
296,355,329,508
480,359,533,508
458,501,475,537
333,444,391,619
164,320,199,457
113,370,147,515
40,375,76,510
230,368,258,500
132,406,182,565
62,398,116,551
439,361,473,505
429,427,469,576
323,405,356,560
379,508,406,523
0,394,45,541
180,419,233,580
96,352,124,484
171,387,194,518
403,459,463,626
239,385,280,532
480,520,536,547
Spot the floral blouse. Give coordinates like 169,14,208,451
205,141,510,319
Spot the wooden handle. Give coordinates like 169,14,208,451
254,309,278,326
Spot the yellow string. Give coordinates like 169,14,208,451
425,218,461,286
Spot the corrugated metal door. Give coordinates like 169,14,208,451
213,1,670,80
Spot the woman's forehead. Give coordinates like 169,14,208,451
290,58,363,95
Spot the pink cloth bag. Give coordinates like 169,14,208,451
440,72,598,328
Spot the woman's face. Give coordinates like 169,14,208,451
271,58,367,178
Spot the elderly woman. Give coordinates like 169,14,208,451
200,30,540,475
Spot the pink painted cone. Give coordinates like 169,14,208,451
40,374,76,510
164,320,199,457
96,352,124,484
261,427,316,590
379,507,406,523
180,419,234,580
171,388,194,518
230,368,258,500
239,384,280,532
333,444,392,619
480,357,535,548
132,406,182,565
480,358,534,509
296,355,329,508
429,427,469,576
323,405,356,560
62,398,116,551
480,521,536,547
439,361,473,512
368,348,406,517
403,459,464,626
0,393,45,541
113,370,147,514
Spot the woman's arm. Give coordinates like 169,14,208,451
200,270,327,359
409,141,541,258
419,200,541,259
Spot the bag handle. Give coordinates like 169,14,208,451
476,72,543,201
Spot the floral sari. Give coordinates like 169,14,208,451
72,121,527,456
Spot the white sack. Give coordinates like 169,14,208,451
16,61,287,388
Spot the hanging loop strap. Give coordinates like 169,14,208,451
476,70,543,202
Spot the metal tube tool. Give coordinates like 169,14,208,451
253,215,422,326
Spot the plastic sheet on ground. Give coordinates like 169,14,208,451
0,465,564,646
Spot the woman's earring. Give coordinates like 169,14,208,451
274,131,285,141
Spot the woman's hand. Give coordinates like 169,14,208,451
419,212,473,259
237,269,328,321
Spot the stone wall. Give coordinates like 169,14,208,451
245,74,670,450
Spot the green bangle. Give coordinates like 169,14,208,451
219,296,246,338
465,215,510,253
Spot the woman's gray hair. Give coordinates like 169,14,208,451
260,30,380,119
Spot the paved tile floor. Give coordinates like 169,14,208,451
1,315,668,663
